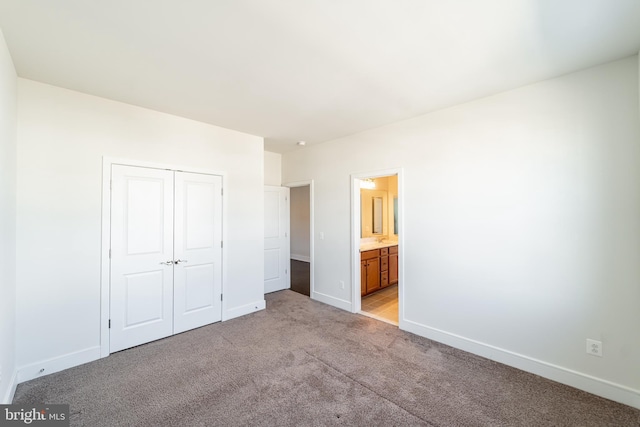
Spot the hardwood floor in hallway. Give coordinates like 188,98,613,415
290,259,310,296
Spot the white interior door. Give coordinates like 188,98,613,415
173,172,223,334
264,186,290,293
110,165,174,353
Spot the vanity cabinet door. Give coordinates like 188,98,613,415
389,246,398,285
361,261,367,296
365,258,380,294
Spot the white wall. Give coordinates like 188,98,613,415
0,28,17,403
264,151,281,186
16,79,265,376
290,185,310,261
282,56,640,408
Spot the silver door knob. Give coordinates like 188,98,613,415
160,260,174,265
175,259,188,264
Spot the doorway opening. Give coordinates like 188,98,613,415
285,181,314,298
351,170,402,326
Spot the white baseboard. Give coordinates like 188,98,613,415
311,291,352,312
264,284,290,294
16,346,101,385
1,368,18,404
223,299,266,321
291,254,310,263
401,319,640,410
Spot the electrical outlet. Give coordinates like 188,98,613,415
586,339,602,357
339,281,345,289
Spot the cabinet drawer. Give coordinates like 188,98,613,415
380,256,388,271
361,249,380,261
389,245,398,254
381,271,389,286
380,247,389,256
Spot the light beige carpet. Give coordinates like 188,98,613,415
13,290,640,426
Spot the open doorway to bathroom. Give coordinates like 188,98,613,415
287,181,314,297
353,172,400,326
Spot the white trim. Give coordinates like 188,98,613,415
350,168,404,317
100,159,111,357
16,346,101,385
1,369,18,404
101,156,228,358
312,291,352,312
403,319,640,410
223,300,266,321
221,172,229,322
291,254,310,263
104,156,227,177
282,180,315,297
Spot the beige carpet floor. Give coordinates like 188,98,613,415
13,290,640,426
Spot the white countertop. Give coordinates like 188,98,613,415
360,241,398,252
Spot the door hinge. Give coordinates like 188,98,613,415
110,180,112,190
221,294,223,301
108,248,111,259
221,241,223,248
108,319,111,329
221,188,223,196
285,268,288,275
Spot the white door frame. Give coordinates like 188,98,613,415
283,180,315,298
100,157,227,358
350,168,404,322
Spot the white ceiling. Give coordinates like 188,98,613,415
1,1,639,153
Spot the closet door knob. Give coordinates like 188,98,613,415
160,260,174,265
175,259,188,264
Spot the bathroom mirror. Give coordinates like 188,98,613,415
360,190,387,237
372,197,383,234
360,175,398,238
393,197,398,235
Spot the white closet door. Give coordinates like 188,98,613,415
173,172,223,333
264,186,290,293
110,165,174,353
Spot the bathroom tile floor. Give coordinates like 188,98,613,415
361,284,398,325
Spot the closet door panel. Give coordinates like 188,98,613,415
110,165,174,353
173,172,223,333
